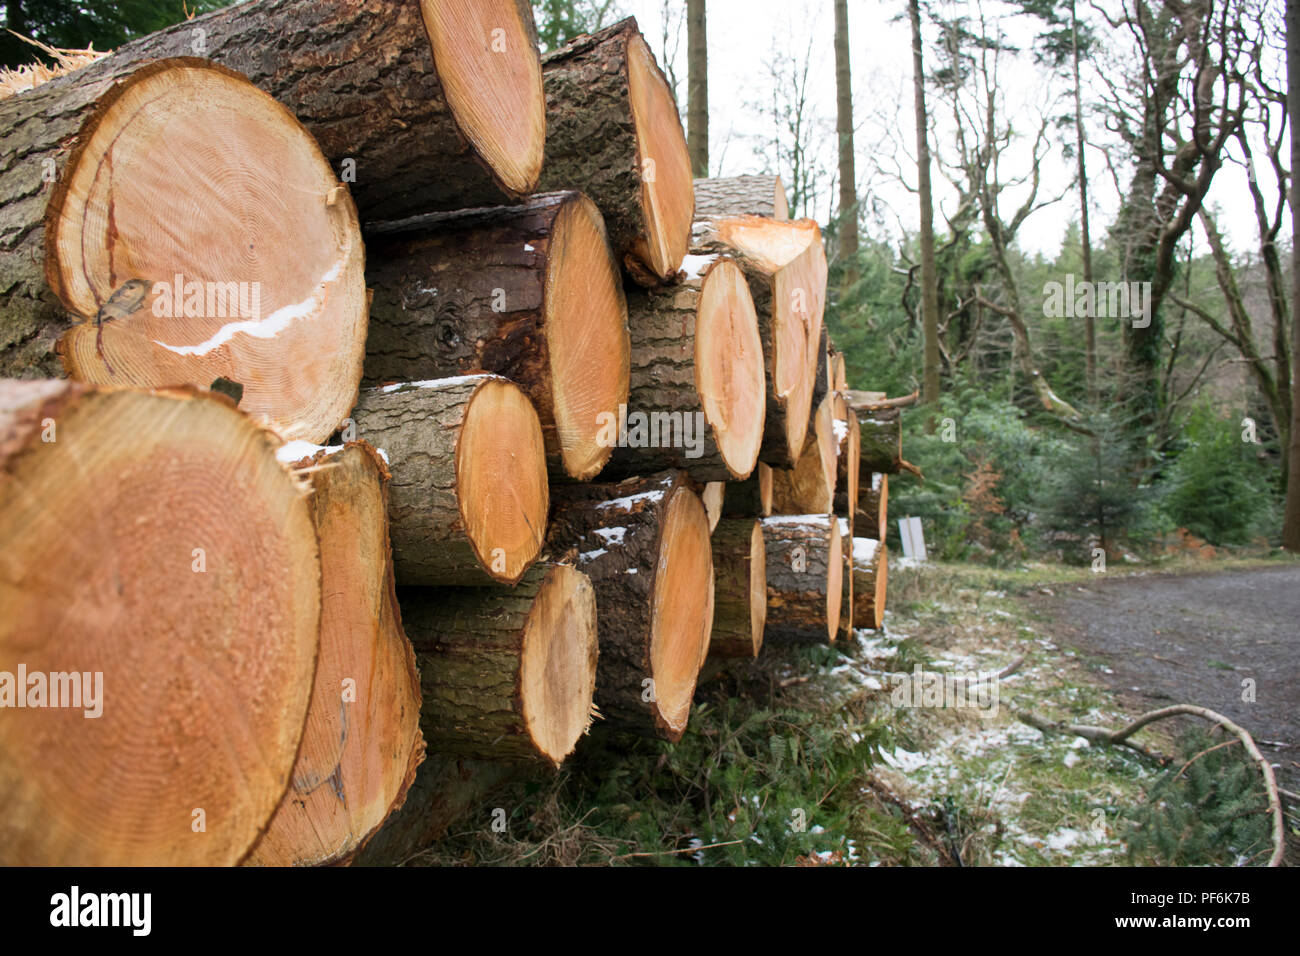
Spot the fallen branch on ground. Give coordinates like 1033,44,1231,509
1014,704,1285,867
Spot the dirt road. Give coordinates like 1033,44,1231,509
1026,564,1300,790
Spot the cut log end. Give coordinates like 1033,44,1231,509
47,58,366,443
703,481,725,531
0,382,319,865
458,378,550,583
420,0,545,197
249,442,423,867
649,486,714,737
627,34,694,279
697,258,765,478
548,194,632,479
520,564,600,767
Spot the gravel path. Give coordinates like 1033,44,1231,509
1026,565,1300,790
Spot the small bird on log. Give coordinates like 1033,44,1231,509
94,278,150,375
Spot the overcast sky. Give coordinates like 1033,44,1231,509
617,0,1285,263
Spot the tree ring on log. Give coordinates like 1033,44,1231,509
648,486,714,735
545,193,632,479
519,564,600,766
0,381,319,865
626,34,694,280
697,258,765,478
457,378,550,584
420,0,545,197
46,58,366,444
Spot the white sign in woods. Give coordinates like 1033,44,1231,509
898,516,927,562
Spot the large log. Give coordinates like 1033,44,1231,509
601,257,765,482
248,443,424,867
771,394,836,514
859,408,903,474
761,515,842,645
362,192,629,480
0,380,319,865
855,472,889,541
18,0,546,221
548,472,714,741
722,462,773,518
2,58,367,443
348,375,549,587
401,562,600,768
692,216,827,466
538,18,694,284
693,175,789,221
852,538,888,631
707,518,766,659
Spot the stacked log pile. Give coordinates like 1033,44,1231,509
0,6,906,866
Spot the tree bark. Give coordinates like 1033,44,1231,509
350,754,517,866
248,442,424,867
548,472,714,741
538,18,694,284
851,537,888,631
855,472,889,541
687,0,709,178
18,0,547,221
2,57,367,443
833,0,859,284
0,380,319,865
401,562,599,768
693,175,789,220
707,518,765,658
722,461,773,517
761,515,842,645
1284,0,1300,551
859,408,903,474
362,192,630,481
602,256,765,482
910,0,941,413
1070,0,1097,405
350,375,549,587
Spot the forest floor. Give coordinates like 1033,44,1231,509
404,553,1300,866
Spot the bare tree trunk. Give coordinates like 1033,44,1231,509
910,0,941,415
687,0,709,178
1284,0,1300,550
1071,0,1097,405
834,0,859,285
